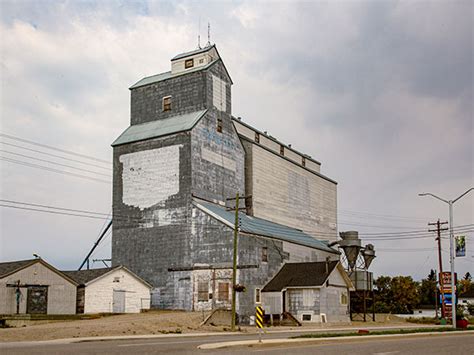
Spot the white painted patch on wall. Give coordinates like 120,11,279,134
140,207,186,228
212,75,226,111
120,145,182,210
201,148,236,172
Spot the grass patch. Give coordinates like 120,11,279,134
405,317,439,324
292,326,474,339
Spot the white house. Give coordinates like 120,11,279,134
0,258,77,315
63,266,152,314
261,261,354,323
459,289,474,308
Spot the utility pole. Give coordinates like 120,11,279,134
231,192,239,331
429,219,448,318
420,188,474,328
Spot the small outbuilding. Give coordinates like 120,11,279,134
63,266,152,314
261,261,353,323
0,258,77,315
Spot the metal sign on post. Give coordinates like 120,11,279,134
256,305,264,343
455,236,466,257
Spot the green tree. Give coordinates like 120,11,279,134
374,275,421,314
419,269,437,306
390,276,420,313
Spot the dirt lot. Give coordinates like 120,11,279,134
0,311,407,343
0,310,226,342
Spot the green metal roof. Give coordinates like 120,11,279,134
130,59,219,89
112,109,207,146
130,72,173,89
171,45,216,61
194,200,339,254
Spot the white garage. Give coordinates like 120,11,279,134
64,266,151,314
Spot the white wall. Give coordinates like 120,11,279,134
84,268,151,314
261,292,282,314
250,145,338,241
0,262,76,315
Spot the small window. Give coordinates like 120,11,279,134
217,118,223,133
163,96,172,111
261,247,268,262
255,288,261,304
218,282,229,301
302,314,312,321
255,132,260,143
341,292,348,305
198,281,209,302
199,58,204,64
302,157,306,167
280,145,284,156
185,58,194,69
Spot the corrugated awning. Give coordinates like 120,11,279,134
193,200,339,254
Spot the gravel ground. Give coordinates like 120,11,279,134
0,311,408,343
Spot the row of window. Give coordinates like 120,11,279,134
197,282,347,305
197,281,263,304
197,281,230,302
253,132,308,166
184,57,205,69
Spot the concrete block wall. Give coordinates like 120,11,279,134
191,110,245,203
112,132,192,309
130,71,207,125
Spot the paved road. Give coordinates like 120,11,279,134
1,331,472,354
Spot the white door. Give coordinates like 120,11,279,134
113,290,126,313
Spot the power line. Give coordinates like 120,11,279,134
0,132,111,165
0,157,111,184
0,150,111,177
0,141,111,170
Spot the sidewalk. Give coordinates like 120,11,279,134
198,330,474,350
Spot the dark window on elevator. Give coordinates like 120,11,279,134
217,118,223,133
262,247,268,262
255,132,260,143
302,157,306,167
185,58,194,69
280,145,284,156
163,96,172,111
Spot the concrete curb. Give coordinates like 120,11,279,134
0,324,449,347
197,330,474,350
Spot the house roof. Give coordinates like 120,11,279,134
62,266,153,288
193,200,339,254
262,261,339,292
171,45,216,61
62,266,120,285
112,109,207,146
0,258,78,285
0,259,38,278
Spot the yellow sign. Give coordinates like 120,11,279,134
256,306,264,329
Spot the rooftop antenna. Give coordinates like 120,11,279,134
206,22,211,47
197,17,202,49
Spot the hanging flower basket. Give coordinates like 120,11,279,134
234,284,246,292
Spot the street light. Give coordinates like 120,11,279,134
418,187,474,329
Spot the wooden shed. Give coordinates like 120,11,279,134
63,266,152,314
0,258,77,315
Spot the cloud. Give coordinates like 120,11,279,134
0,0,472,279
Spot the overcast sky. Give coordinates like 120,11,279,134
0,0,472,280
